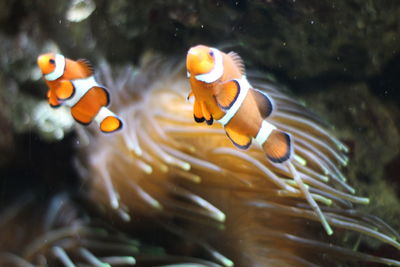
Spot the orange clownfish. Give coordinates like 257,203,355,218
186,45,292,163
37,53,123,133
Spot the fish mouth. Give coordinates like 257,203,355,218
187,48,200,56
186,47,210,75
37,54,54,75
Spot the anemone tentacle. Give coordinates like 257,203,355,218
74,57,400,266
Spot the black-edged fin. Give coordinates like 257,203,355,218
100,86,111,106
193,100,205,123
100,115,123,133
70,111,91,125
200,101,214,125
194,115,205,123
228,51,245,75
47,89,62,108
263,129,292,163
225,125,252,150
49,102,62,108
206,116,214,125
251,88,274,119
77,59,94,76
215,80,240,110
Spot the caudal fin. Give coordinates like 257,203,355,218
100,115,123,133
263,129,292,163
94,106,123,133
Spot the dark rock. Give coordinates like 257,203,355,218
301,82,400,231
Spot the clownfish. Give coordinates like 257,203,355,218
186,45,292,163
37,53,123,133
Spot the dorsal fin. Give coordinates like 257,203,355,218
228,51,245,75
251,88,274,119
77,59,94,76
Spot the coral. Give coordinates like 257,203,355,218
302,83,400,232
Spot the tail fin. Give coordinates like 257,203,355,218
95,107,123,133
100,115,123,133
263,129,292,163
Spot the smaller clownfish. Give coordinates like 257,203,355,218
37,53,123,133
186,45,292,163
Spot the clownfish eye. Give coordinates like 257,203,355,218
49,59,55,64
209,51,214,57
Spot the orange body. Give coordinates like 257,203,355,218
37,53,122,133
186,45,291,163
187,46,263,140
45,58,92,107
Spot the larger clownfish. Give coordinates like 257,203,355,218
37,53,123,133
186,45,292,163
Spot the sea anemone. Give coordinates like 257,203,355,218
75,54,400,266
0,193,222,267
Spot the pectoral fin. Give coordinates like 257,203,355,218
54,80,75,101
47,89,61,108
187,91,194,100
225,125,252,149
251,88,274,119
215,80,240,110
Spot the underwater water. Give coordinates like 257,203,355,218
0,1,400,266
